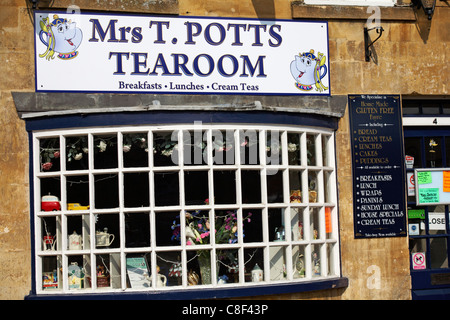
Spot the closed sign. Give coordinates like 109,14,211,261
428,212,446,230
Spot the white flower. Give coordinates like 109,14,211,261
98,140,107,152
288,143,298,152
123,145,131,153
82,147,89,154
74,153,83,160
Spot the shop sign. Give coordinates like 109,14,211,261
349,95,407,238
34,11,330,96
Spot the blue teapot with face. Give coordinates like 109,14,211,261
39,14,83,60
290,49,328,92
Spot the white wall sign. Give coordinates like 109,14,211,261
34,11,330,95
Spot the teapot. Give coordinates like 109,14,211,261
68,231,82,250
145,271,167,287
96,228,115,247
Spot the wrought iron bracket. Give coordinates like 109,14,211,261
364,26,384,62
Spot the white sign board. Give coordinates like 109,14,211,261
34,11,330,96
428,212,446,231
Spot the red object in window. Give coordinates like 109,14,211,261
41,194,61,212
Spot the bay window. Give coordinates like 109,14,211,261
33,122,341,296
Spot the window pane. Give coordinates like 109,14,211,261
123,133,148,167
404,137,422,169
157,251,182,287
154,131,178,166
183,130,207,165
311,244,322,277
185,171,208,205
243,209,262,243
126,253,152,289
307,134,317,166
212,130,235,165
66,175,89,210
184,210,210,245
68,255,91,290
290,208,305,241
245,247,265,283
94,174,119,209
67,215,90,250
42,256,61,290
308,170,319,203
292,245,306,279
41,216,61,251
95,213,119,249
215,210,237,245
217,249,239,284
239,129,259,165
124,172,149,208
214,170,236,204
267,171,284,203
289,169,303,203
66,136,88,170
125,213,150,248
154,172,179,206
40,138,60,172
95,253,121,289
268,208,285,242
322,135,330,167
430,237,448,269
40,177,61,212
310,207,320,240
241,170,261,204
266,130,281,165
269,246,287,281
94,134,118,169
287,133,301,165
156,211,181,246
425,137,442,168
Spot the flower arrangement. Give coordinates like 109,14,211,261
170,201,252,284
171,206,252,246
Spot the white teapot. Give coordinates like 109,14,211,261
96,228,115,247
68,231,82,250
145,273,167,287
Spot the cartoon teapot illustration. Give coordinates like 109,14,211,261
38,14,83,60
96,228,115,247
290,49,328,92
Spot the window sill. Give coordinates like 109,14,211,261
25,277,348,300
291,1,416,21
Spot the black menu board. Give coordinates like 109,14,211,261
348,95,407,238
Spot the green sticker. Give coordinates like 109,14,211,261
418,188,439,203
417,171,432,185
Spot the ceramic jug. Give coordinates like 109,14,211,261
68,231,82,250
96,228,115,247
146,273,167,287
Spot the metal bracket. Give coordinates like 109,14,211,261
364,26,384,62
29,0,40,9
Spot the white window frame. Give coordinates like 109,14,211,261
33,123,341,295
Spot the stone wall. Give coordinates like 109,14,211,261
0,0,448,299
